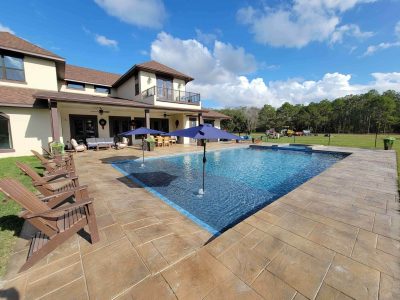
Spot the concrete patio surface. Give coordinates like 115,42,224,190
0,142,399,300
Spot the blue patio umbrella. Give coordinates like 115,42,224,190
166,124,241,194
119,127,165,167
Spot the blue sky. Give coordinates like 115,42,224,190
1,0,400,108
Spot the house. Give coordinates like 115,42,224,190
0,32,229,157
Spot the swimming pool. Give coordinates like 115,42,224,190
112,147,347,235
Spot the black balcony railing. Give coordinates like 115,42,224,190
141,86,200,105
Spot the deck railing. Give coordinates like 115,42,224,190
141,86,200,105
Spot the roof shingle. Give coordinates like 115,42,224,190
64,64,121,86
0,32,64,61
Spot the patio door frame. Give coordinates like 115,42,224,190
69,114,98,144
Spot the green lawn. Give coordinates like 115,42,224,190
251,133,400,187
0,156,42,277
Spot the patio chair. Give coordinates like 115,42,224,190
163,136,171,147
155,136,163,147
170,136,177,144
116,137,128,150
0,178,99,272
16,162,87,206
70,139,87,153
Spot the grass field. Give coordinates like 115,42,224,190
0,156,42,277
252,133,400,186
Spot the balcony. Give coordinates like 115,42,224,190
141,86,200,105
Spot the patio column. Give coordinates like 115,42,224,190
198,112,203,125
145,109,150,128
49,100,60,142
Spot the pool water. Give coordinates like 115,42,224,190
112,147,347,235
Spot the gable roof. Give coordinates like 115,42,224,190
113,60,194,87
65,64,121,86
0,32,64,61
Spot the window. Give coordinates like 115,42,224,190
67,81,85,90
95,85,110,94
0,54,25,81
0,113,12,149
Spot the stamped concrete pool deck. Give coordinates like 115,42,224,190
1,143,399,299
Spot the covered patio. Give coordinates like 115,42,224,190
36,90,209,148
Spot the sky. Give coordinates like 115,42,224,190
1,0,400,108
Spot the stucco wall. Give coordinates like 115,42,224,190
0,56,58,91
115,75,136,99
139,71,156,92
0,107,52,157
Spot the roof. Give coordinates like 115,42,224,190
65,64,121,86
113,60,194,87
0,32,64,61
0,86,46,107
202,110,231,120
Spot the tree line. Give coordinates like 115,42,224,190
218,90,400,134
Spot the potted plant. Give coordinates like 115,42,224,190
383,137,395,150
145,136,155,151
50,141,65,155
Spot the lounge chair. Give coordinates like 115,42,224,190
31,150,76,175
16,162,87,206
0,178,99,272
70,139,87,152
116,137,128,150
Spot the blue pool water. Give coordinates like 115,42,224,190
112,147,347,235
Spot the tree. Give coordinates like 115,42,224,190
257,104,276,131
243,107,260,133
218,108,246,133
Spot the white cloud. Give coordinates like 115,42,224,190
363,21,400,56
237,0,375,48
149,32,399,108
396,21,400,39
363,41,400,56
95,34,118,49
195,29,218,45
0,23,14,34
94,0,166,29
330,24,373,44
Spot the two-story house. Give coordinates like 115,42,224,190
0,32,229,157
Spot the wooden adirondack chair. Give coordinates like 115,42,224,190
0,178,99,272
16,162,87,206
31,150,76,175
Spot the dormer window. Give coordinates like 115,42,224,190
67,81,85,90
95,85,110,94
0,54,25,82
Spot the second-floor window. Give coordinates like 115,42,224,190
94,85,110,94
67,81,85,90
156,77,173,100
0,54,25,82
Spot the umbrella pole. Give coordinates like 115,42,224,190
200,140,206,195
141,137,145,167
